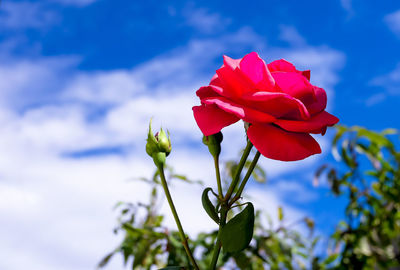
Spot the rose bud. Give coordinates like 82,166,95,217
146,120,172,167
202,132,223,157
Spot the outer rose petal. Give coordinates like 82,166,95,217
271,72,316,103
306,86,327,115
193,104,239,136
239,52,275,90
302,70,311,81
247,123,321,161
268,59,297,73
223,55,241,69
202,97,276,123
196,85,222,100
268,59,311,80
274,111,339,134
197,83,239,101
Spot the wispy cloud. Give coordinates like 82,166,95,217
183,6,230,34
340,0,354,18
384,10,400,37
368,63,400,105
365,93,386,107
370,63,400,94
48,0,97,7
279,25,306,47
0,2,59,30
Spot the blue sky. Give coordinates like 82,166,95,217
1,1,400,269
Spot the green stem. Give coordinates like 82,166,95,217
209,140,253,270
157,164,199,270
209,206,227,270
214,155,223,200
224,140,253,201
230,151,261,206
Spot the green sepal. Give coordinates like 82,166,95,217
146,119,159,156
201,188,220,224
221,202,255,253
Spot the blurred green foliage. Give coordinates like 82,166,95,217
320,126,400,269
99,126,400,269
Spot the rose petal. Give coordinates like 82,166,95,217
239,52,275,90
196,85,222,100
197,87,311,121
272,72,316,103
216,64,254,97
306,86,327,115
242,91,310,120
302,70,311,81
193,104,239,136
210,74,224,88
247,123,321,161
268,59,297,73
275,111,339,134
223,55,241,69
268,59,311,80
202,97,276,123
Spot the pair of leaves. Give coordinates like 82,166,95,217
201,188,255,253
221,203,255,253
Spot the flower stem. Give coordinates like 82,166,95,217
224,140,253,201
209,140,253,270
214,156,223,200
209,206,227,269
230,151,261,206
157,164,199,270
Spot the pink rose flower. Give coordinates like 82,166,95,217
193,52,339,161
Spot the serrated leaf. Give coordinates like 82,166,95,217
221,202,255,253
201,188,219,224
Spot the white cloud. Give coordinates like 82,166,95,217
0,56,79,109
279,25,306,47
0,2,59,30
0,26,344,270
0,0,96,31
48,0,97,7
370,63,400,94
365,93,386,107
183,6,230,34
384,10,400,37
247,187,307,226
368,63,400,105
268,179,319,203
